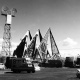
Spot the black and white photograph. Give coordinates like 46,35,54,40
0,0,80,80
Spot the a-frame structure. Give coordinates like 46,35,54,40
13,36,26,58
13,30,32,58
23,30,32,57
38,28,61,61
32,29,43,61
49,28,60,60
24,29,43,60
24,34,37,59
38,29,49,60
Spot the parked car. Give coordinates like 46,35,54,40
0,63,5,70
8,57,35,73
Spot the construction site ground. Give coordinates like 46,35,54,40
0,67,79,80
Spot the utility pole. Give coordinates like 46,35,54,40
1,6,17,56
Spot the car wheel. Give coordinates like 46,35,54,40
27,70,31,73
32,70,35,73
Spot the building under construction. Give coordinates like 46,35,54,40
11,28,63,67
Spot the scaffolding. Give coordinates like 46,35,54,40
1,6,17,56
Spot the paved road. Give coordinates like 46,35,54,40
0,68,79,80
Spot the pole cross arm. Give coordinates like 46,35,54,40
1,6,17,17
11,8,17,17
1,6,17,24
1,6,9,16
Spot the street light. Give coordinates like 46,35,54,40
1,6,17,57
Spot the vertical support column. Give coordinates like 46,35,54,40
1,24,11,56
1,6,17,57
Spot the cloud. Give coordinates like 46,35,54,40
62,37,77,48
59,49,80,58
58,37,79,58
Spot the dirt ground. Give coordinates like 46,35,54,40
0,67,79,80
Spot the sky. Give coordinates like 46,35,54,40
0,0,80,57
